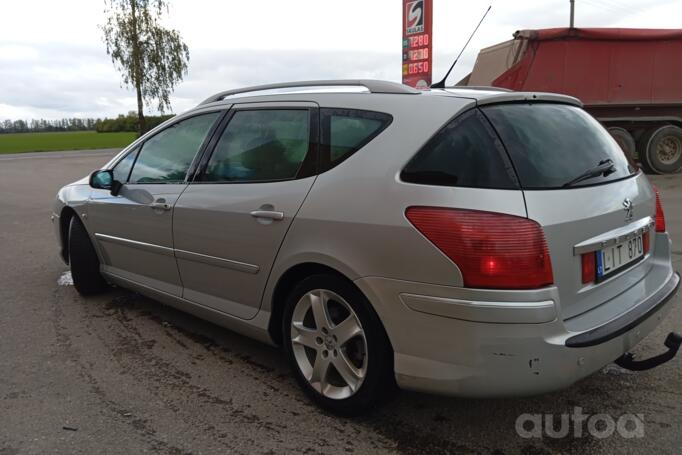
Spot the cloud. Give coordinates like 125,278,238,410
0,42,134,118
0,43,399,119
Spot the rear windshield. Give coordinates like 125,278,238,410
483,103,637,189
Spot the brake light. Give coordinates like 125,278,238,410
653,186,666,232
405,207,554,289
581,253,596,284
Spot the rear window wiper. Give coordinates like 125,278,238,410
561,159,616,188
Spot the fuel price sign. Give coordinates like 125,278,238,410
402,0,433,89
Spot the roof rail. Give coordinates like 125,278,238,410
198,79,420,105
446,85,514,92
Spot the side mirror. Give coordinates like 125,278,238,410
89,169,122,196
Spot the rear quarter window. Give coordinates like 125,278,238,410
320,108,392,170
482,103,636,189
401,109,519,189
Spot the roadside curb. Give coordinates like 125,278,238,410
0,148,122,161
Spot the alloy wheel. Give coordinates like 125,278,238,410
290,289,368,400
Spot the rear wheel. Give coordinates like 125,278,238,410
641,125,682,174
68,216,108,295
607,127,637,163
282,274,395,416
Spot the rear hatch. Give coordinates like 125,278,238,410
482,102,656,320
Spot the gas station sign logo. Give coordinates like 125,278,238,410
405,1,424,35
402,0,432,88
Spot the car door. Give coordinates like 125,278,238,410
87,111,223,296
173,102,319,319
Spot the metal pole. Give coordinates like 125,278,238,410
570,0,575,28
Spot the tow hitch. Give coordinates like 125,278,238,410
615,332,682,371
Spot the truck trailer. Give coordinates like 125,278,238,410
461,28,682,174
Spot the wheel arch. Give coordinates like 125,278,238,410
268,262,344,345
267,262,388,348
59,206,79,264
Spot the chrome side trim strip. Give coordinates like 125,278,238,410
573,217,655,255
94,233,175,257
94,233,260,274
175,249,260,274
400,293,557,324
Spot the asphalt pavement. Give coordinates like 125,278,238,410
0,150,680,454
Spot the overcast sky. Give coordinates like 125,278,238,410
1,0,680,120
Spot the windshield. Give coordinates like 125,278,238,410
482,103,637,189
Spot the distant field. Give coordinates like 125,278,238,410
0,131,136,154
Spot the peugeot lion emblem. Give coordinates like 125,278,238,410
622,198,634,222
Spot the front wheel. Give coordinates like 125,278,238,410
282,274,395,416
68,216,108,295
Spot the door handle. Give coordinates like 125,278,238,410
150,201,171,211
250,210,284,221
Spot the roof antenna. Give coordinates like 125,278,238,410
431,5,492,89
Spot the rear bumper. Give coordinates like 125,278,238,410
354,234,678,398
566,272,679,347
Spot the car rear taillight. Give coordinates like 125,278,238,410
643,230,651,254
653,186,666,232
581,253,596,284
405,207,554,289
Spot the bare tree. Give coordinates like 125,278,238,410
101,0,189,135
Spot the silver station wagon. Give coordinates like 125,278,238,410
53,80,680,415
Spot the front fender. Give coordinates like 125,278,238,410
53,183,92,263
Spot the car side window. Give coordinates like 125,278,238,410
112,147,139,183
320,108,392,170
203,109,310,182
128,112,220,184
401,109,519,189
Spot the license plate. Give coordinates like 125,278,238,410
596,234,644,280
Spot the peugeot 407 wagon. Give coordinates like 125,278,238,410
53,80,680,415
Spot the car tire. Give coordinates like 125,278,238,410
642,125,682,174
282,274,396,416
68,216,108,295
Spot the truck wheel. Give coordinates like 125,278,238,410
643,125,682,174
637,129,656,173
68,217,108,295
607,127,637,163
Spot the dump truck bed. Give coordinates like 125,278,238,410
468,28,682,107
